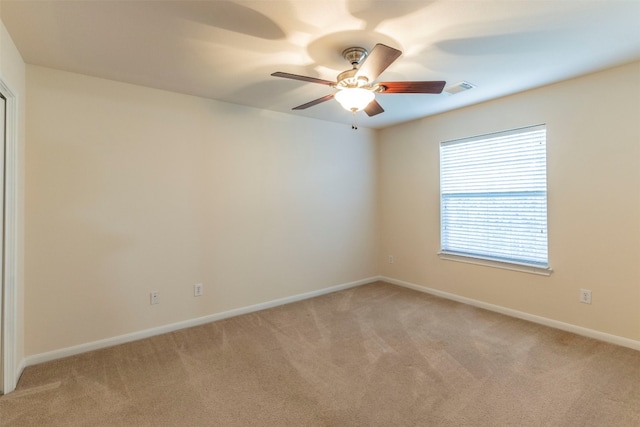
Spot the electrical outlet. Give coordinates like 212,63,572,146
150,291,160,305
194,283,203,297
388,255,394,264
579,289,592,304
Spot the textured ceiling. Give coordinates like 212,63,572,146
3,0,640,129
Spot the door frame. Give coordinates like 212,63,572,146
0,77,18,394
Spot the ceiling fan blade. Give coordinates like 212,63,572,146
271,72,335,86
355,44,402,81
364,99,384,117
378,81,446,94
292,94,335,110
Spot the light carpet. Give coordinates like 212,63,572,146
1,281,639,426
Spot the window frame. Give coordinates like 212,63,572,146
438,124,552,276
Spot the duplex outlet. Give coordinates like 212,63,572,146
388,255,394,264
194,283,203,297
579,289,592,304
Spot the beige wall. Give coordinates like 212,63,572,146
22,58,640,357
25,66,379,356
379,61,640,341
0,17,26,379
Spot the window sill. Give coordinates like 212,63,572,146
438,252,553,276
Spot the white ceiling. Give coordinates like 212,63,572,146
3,0,640,129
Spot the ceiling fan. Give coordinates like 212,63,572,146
271,43,446,127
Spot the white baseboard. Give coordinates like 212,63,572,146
382,276,640,351
23,274,637,372
24,276,382,368
13,358,27,390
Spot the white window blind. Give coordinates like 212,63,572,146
440,125,548,267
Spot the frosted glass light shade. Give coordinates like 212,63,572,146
335,88,375,112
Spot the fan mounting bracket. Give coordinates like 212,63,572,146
342,47,368,67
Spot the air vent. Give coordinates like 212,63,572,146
444,81,476,95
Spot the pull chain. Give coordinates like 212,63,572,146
351,109,358,130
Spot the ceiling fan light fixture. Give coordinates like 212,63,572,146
335,88,375,112
272,43,445,120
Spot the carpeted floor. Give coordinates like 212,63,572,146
1,281,639,426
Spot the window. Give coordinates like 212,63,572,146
439,125,549,271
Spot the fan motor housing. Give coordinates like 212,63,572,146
336,69,368,88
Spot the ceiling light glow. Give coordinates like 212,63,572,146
334,88,375,112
